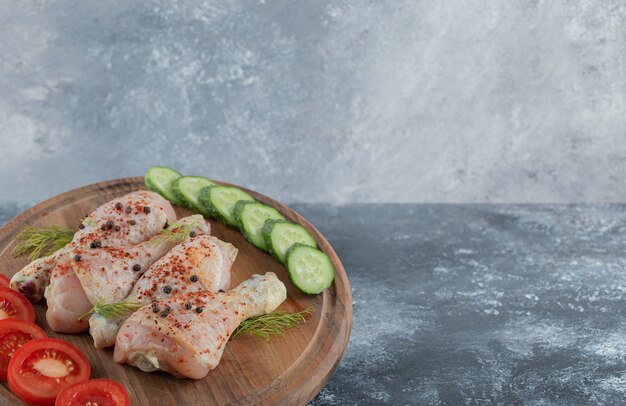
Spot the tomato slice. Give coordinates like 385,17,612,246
55,379,130,406
0,319,46,380
0,274,11,288
0,287,35,322
8,338,90,406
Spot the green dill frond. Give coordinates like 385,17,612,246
231,307,314,341
12,225,74,261
148,218,201,246
80,216,97,227
78,298,143,321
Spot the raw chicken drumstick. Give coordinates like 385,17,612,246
90,234,237,348
45,215,210,333
114,273,286,379
10,191,176,302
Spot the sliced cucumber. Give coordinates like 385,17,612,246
286,243,334,294
145,166,184,205
262,220,317,263
172,176,216,214
235,201,285,250
199,185,255,227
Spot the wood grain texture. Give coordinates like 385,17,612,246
0,177,352,406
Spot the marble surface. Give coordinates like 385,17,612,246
2,1,626,204
4,202,626,405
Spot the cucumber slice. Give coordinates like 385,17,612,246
144,166,184,205
262,220,317,263
235,201,285,250
172,176,216,214
286,243,334,294
199,185,255,227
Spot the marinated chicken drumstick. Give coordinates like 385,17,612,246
114,273,286,379
45,215,210,333
10,191,176,302
90,234,237,348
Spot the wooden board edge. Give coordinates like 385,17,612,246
0,176,353,406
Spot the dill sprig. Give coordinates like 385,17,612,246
12,225,74,261
80,216,97,227
78,298,143,321
231,307,314,341
148,218,201,246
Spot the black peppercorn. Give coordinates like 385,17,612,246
143,206,151,214
195,307,203,314
163,285,172,294
130,220,136,226
114,225,121,231
90,241,97,249
125,206,132,213
132,264,141,272
151,304,159,313
190,275,198,283
78,223,85,230
185,302,192,310
189,231,197,238
100,225,106,231
74,254,81,262
106,220,114,229
164,306,171,313
115,202,123,210
160,311,168,317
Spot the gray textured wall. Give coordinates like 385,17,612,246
1,1,626,204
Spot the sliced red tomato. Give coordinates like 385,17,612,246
0,319,46,380
55,379,130,406
8,338,90,406
0,287,35,322
0,274,11,288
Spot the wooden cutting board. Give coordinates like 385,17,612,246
0,178,352,406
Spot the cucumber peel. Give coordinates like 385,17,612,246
200,185,255,227
262,220,317,263
235,200,285,250
144,166,184,205
172,176,216,214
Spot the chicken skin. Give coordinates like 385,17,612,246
10,191,176,302
114,273,286,379
45,215,210,333
89,234,237,348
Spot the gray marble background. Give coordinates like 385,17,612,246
2,1,626,205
